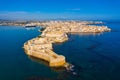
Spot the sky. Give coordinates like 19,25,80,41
0,0,120,20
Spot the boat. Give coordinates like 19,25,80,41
25,23,36,28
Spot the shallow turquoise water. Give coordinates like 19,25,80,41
0,21,120,80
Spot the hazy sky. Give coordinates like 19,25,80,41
0,0,120,20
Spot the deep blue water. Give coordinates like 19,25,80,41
0,22,120,80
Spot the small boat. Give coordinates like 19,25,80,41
25,23,36,28
25,25,36,27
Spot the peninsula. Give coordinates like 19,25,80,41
23,21,111,68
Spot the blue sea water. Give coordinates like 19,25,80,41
0,21,120,80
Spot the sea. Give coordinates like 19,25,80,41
0,21,120,80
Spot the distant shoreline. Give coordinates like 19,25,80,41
0,20,103,27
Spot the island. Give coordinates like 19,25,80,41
23,21,111,68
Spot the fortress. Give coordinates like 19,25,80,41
23,21,111,67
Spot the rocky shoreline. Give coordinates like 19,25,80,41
23,21,111,68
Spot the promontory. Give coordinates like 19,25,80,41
23,21,111,68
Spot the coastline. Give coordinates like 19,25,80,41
23,20,111,68
0,20,104,27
